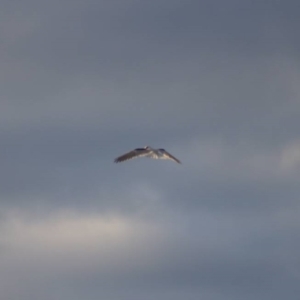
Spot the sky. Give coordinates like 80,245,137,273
1,0,300,299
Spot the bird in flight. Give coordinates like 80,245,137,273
114,146,181,164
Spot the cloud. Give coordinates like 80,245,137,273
0,210,165,269
280,140,300,172
1,203,300,300
1,0,300,299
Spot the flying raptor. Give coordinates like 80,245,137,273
114,146,181,164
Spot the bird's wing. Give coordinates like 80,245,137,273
161,149,181,164
114,148,150,163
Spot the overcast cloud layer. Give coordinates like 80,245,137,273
1,1,300,299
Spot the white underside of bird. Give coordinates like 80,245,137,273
114,146,181,164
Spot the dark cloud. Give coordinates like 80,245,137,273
1,0,300,299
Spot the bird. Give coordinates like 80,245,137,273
114,146,181,164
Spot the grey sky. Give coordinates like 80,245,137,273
1,1,300,299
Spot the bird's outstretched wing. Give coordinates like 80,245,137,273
114,148,150,163
160,149,181,164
